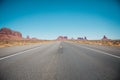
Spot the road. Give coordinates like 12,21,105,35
0,41,120,80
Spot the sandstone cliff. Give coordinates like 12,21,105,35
0,28,23,40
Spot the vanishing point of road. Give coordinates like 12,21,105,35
0,41,120,80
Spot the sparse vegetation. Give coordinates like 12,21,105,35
0,40,55,48
68,40,120,47
1,39,120,48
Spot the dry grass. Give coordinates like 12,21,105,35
1,40,120,48
0,40,55,48
67,40,120,47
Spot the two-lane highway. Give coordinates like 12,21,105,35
0,41,120,80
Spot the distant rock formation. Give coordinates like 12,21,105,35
102,35,109,40
77,37,83,40
77,36,87,40
25,35,39,40
31,37,39,40
84,36,87,40
26,35,30,40
0,27,22,40
57,36,68,40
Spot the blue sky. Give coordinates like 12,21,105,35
0,0,120,40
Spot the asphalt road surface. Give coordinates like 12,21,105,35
0,41,120,80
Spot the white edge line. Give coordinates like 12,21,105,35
0,46,41,61
80,45,120,59
72,43,120,59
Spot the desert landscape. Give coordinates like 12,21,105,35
0,1,120,80
0,28,54,48
68,40,120,47
0,27,120,48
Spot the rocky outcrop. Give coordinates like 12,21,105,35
31,37,39,40
77,36,87,40
26,35,30,40
101,35,110,40
0,28,22,40
57,36,68,40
